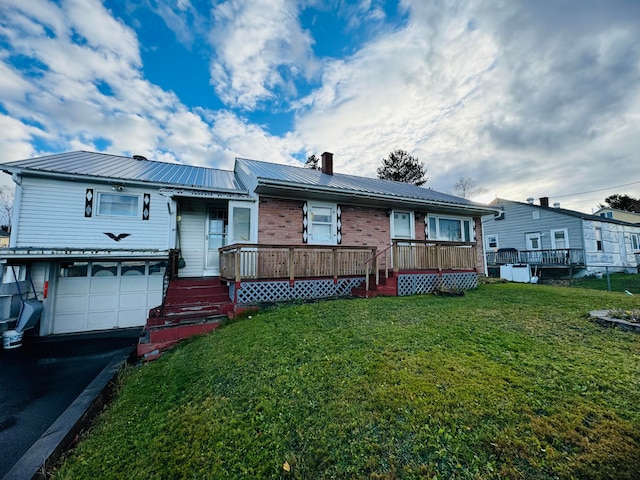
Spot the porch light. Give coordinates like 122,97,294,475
385,208,392,217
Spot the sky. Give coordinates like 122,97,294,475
1,0,640,213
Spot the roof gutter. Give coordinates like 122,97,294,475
254,178,498,216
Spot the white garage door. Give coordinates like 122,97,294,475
54,260,165,334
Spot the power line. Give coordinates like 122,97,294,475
553,180,640,199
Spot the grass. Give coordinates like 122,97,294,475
567,272,640,294
53,284,640,479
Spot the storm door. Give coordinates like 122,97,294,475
205,206,227,275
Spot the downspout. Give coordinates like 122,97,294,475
9,173,22,248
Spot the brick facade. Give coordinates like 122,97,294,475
339,205,390,251
256,195,486,272
257,197,304,244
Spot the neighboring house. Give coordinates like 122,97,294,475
593,207,640,224
484,197,640,278
0,151,494,343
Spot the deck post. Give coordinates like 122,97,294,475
333,248,338,284
393,242,399,274
289,247,295,286
436,244,442,271
234,248,241,283
374,248,379,286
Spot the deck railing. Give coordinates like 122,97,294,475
486,248,585,267
392,240,477,272
219,244,376,283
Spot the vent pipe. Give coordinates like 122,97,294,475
133,154,147,161
553,202,560,209
321,152,333,175
526,197,534,204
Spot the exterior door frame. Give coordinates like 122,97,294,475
204,203,228,276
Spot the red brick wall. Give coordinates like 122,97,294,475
257,196,485,271
258,197,304,244
339,205,390,251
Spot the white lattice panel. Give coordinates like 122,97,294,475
398,272,477,296
235,277,365,304
398,274,440,296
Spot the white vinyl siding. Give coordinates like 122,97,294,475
14,177,171,250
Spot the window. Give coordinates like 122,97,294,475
631,233,640,251
428,216,472,242
595,227,603,251
308,202,336,244
60,262,89,278
97,193,139,217
392,211,414,239
231,206,251,242
121,261,146,276
551,229,569,249
91,262,118,277
599,212,613,219
486,234,499,250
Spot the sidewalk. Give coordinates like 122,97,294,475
0,330,140,479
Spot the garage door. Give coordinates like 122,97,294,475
54,260,165,334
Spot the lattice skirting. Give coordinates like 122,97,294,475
232,277,365,304
398,271,477,297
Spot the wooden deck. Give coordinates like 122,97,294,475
486,248,585,268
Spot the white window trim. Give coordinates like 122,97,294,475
391,210,415,241
308,201,337,245
95,191,141,219
228,201,258,244
630,232,640,251
427,214,473,242
550,228,569,249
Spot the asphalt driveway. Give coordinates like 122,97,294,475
0,330,140,478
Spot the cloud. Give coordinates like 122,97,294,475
0,0,296,170
208,0,318,109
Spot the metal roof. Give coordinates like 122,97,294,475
492,198,640,227
236,158,488,209
1,151,246,192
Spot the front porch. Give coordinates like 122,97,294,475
219,240,479,302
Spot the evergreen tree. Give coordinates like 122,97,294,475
377,149,427,186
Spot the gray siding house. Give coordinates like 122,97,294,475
483,197,640,277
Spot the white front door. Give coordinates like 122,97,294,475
228,201,258,277
551,229,569,249
205,206,227,275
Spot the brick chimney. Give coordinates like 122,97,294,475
539,197,549,208
321,152,333,175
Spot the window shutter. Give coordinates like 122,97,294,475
142,193,150,220
336,205,342,244
85,189,94,217
302,202,309,243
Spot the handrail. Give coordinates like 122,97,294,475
365,244,392,286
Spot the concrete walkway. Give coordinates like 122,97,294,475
0,330,139,479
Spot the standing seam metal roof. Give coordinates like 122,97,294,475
1,151,246,192
236,158,483,207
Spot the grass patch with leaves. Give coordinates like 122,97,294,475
53,284,640,479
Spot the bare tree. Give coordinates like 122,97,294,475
377,149,428,186
0,185,14,229
454,176,487,199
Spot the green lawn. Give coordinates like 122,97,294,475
568,272,640,294
54,284,640,479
